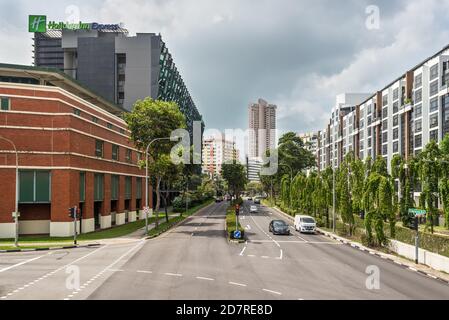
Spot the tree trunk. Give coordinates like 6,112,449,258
155,176,162,229
164,183,169,223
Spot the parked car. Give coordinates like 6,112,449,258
269,220,291,235
254,198,261,204
250,205,258,213
248,197,253,201
215,196,223,203
294,215,317,234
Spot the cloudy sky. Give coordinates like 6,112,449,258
1,0,449,136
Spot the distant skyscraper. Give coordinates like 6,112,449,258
248,98,277,158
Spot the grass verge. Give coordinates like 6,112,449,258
226,206,245,241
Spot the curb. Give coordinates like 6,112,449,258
0,243,101,253
267,204,449,286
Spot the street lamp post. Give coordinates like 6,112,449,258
0,136,19,247
144,137,177,235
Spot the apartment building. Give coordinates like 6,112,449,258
248,98,277,158
317,45,449,178
246,157,263,183
202,135,240,178
0,64,149,238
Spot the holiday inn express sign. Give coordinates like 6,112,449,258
28,15,121,33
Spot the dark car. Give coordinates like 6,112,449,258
269,220,291,235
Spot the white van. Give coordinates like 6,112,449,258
294,215,317,234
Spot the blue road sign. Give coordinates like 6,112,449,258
234,230,242,239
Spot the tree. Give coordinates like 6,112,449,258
222,163,248,199
247,181,264,197
439,134,449,229
124,98,186,229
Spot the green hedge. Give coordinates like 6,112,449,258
393,225,449,257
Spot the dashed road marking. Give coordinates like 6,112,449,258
137,270,153,274
197,277,214,281
239,246,247,256
165,273,183,277
263,289,282,295
229,282,247,287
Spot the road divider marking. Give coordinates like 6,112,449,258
229,282,247,287
239,246,247,256
263,289,282,295
137,270,153,274
0,254,46,273
197,277,214,281
165,273,183,277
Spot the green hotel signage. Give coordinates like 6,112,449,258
29,15,47,33
28,15,121,33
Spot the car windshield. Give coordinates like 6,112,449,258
273,221,287,227
302,218,316,224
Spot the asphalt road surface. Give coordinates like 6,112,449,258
1,201,449,300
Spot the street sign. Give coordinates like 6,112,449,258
144,207,152,217
409,208,426,216
234,230,242,239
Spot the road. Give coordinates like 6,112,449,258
1,201,449,300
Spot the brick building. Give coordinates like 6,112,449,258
0,64,151,238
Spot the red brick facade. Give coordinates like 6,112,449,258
0,83,152,235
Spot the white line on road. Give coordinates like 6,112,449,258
137,270,153,274
197,277,215,281
263,289,282,295
239,246,247,256
278,250,283,260
0,254,46,273
165,273,183,277
229,282,247,287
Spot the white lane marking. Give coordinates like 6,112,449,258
229,282,247,287
247,255,256,257
245,225,252,231
263,289,282,295
62,241,143,300
0,254,46,273
261,256,269,259
107,269,124,272
197,277,214,281
165,273,183,277
278,250,283,260
239,246,247,256
137,270,153,274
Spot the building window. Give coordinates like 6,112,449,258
136,177,142,200
74,108,81,116
430,80,439,97
107,123,114,130
393,141,399,153
94,174,104,201
125,177,132,200
415,74,422,88
95,140,104,158
382,132,388,143
19,170,51,203
430,114,439,129
393,115,399,127
393,88,399,101
383,95,388,107
415,89,422,104
368,138,372,148
393,128,399,140
92,116,99,124
382,108,388,119
79,172,86,203
112,144,119,161
415,134,422,149
126,149,132,163
415,119,422,133
382,144,388,155
382,120,388,130
120,128,125,134
393,101,399,114
430,97,439,113
111,175,120,201
430,130,439,142
1,97,10,111
414,104,422,118
430,64,439,81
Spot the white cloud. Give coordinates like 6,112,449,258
277,0,449,133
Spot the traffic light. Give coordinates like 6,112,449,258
68,207,75,219
235,204,240,216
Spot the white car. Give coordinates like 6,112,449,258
250,205,258,213
294,215,317,234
